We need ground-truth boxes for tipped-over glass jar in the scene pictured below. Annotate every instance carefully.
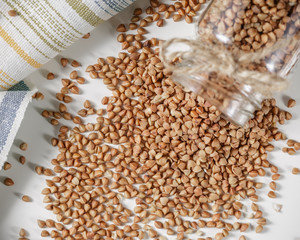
[163,0,300,126]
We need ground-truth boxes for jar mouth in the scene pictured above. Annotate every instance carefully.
[172,73,263,127]
[224,84,264,127]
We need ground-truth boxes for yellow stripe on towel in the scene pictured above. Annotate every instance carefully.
[0,76,10,90]
[0,26,42,68]
[0,70,18,84]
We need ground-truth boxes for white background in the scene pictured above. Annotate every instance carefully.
[0,0,300,239]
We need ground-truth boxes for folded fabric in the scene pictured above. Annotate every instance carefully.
[0,0,135,167]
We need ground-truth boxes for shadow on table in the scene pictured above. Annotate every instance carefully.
[0,101,56,235]
[0,14,115,237]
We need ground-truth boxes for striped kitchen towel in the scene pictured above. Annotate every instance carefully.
[0,0,136,167]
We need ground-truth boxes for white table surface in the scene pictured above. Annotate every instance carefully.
[1,1,300,239]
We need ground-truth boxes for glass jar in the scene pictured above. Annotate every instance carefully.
[163,0,300,126]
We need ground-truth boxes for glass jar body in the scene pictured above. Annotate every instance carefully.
[199,0,300,76]
[172,0,300,126]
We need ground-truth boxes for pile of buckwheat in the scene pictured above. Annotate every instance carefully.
[5,0,299,240]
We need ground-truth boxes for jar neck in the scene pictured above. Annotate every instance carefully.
[172,73,263,126]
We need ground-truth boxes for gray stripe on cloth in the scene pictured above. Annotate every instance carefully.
[0,82,29,153]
